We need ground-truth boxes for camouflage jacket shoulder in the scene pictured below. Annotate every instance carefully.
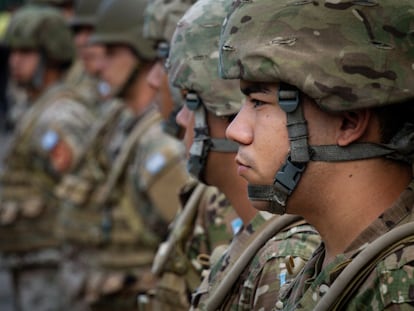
[183,181,238,268]
[147,180,239,311]
[131,107,186,192]
[193,212,320,310]
[279,180,414,311]
[0,82,92,254]
[64,59,102,112]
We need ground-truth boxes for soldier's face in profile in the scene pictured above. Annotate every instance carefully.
[74,27,105,77]
[73,26,93,56]
[98,44,138,92]
[83,44,106,77]
[147,60,174,121]
[9,48,40,87]
[226,80,290,210]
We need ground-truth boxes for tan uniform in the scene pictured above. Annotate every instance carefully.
[0,82,96,311]
[56,103,189,310]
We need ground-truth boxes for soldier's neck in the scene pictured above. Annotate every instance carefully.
[124,65,157,116]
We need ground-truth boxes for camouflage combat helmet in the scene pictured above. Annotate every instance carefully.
[4,5,75,65]
[169,0,243,116]
[144,0,196,58]
[219,0,414,214]
[90,0,156,61]
[69,0,102,28]
[168,0,240,180]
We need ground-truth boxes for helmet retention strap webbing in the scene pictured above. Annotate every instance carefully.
[248,84,308,214]
[247,84,399,214]
[187,92,239,180]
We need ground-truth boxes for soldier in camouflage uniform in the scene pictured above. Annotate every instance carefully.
[0,5,96,311]
[55,0,190,309]
[143,0,197,138]
[167,0,321,310]
[29,0,104,107]
[220,0,414,309]
[64,0,105,110]
[139,1,244,310]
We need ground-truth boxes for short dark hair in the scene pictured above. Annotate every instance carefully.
[374,101,413,144]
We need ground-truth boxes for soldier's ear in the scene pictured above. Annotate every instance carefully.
[336,109,372,147]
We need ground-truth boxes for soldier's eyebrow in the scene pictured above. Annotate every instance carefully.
[240,84,272,96]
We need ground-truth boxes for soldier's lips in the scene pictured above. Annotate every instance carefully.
[236,157,250,175]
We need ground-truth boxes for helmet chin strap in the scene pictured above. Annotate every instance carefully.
[186,92,239,182]
[248,83,401,215]
[30,53,46,91]
[116,64,140,99]
[248,84,309,214]
[114,52,142,99]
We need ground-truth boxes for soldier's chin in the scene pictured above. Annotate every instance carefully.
[13,78,31,89]
[251,200,271,212]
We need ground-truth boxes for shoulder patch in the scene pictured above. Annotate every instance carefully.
[145,152,167,175]
[231,217,243,235]
[41,130,59,151]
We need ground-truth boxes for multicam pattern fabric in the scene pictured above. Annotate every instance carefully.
[149,180,239,310]
[191,212,321,310]
[32,87,96,171]
[143,0,196,43]
[279,180,414,310]
[57,104,189,306]
[188,183,238,259]
[219,0,414,112]
[168,0,243,117]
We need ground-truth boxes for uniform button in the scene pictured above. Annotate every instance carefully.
[275,300,284,310]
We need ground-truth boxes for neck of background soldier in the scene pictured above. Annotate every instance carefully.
[125,63,157,117]
[28,69,62,101]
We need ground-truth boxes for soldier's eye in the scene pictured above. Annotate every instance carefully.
[251,99,265,108]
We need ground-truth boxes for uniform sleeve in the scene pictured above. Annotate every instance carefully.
[348,244,414,310]
[132,128,190,224]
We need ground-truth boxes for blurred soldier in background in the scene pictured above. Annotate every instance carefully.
[65,0,105,109]
[1,0,27,131]
[0,11,11,132]
[4,0,75,130]
[143,0,197,138]
[0,5,96,310]
[168,0,320,310]
[55,0,189,309]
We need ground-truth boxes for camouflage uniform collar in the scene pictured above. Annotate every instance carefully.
[289,177,414,297]
[241,211,272,236]
[345,178,414,253]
